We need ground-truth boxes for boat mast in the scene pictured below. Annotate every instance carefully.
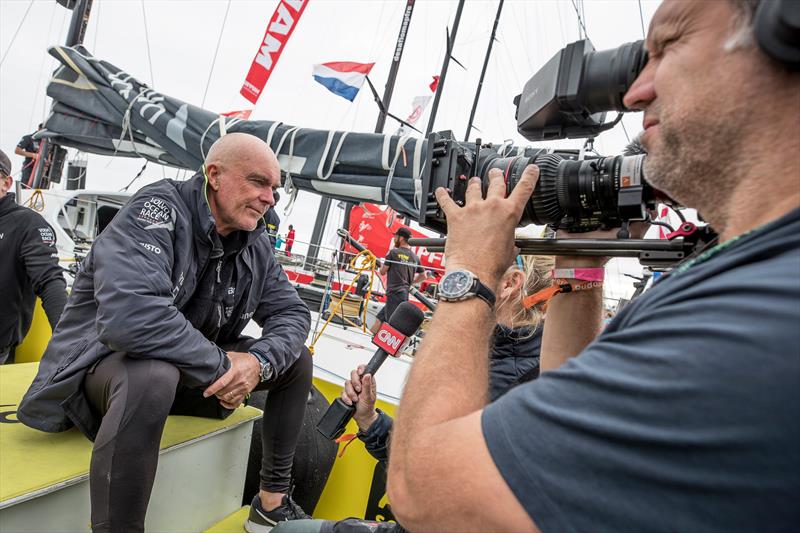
[464,0,503,142]
[425,0,466,135]
[30,0,94,189]
[308,0,417,268]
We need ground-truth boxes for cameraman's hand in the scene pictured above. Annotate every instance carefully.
[435,166,539,289]
[553,222,650,268]
[341,364,379,432]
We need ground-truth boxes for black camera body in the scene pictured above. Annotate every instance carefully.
[416,38,655,235]
[419,131,653,234]
[515,39,647,141]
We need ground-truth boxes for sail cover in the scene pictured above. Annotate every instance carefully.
[41,45,428,219]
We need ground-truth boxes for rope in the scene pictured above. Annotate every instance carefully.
[307,249,379,354]
[140,0,156,87]
[25,189,46,212]
[0,0,35,67]
[200,0,232,108]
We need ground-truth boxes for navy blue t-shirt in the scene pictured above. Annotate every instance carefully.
[482,208,800,532]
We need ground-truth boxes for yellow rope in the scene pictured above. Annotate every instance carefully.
[308,249,378,355]
[25,189,46,212]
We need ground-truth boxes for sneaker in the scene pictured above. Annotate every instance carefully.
[245,493,311,532]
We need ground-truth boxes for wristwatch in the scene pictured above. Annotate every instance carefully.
[249,350,275,382]
[438,269,496,310]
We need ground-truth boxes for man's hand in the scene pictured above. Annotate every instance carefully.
[435,166,539,289]
[341,364,378,432]
[203,351,261,409]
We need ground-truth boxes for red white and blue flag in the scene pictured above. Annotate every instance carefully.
[312,61,374,101]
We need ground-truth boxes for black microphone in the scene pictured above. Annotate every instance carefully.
[337,229,437,311]
[316,301,425,440]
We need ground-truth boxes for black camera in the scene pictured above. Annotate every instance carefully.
[418,39,653,235]
[515,39,647,141]
[419,132,652,234]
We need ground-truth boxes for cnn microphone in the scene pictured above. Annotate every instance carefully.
[316,301,425,440]
[337,229,437,311]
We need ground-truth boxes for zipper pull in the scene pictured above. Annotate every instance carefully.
[216,259,222,283]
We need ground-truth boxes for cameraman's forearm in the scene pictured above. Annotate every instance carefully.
[541,288,604,371]
[394,300,494,444]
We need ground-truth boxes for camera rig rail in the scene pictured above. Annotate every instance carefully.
[408,222,716,270]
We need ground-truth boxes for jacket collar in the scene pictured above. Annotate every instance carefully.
[176,172,267,256]
[0,193,18,216]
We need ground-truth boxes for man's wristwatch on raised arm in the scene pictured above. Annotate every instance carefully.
[437,268,496,310]
[249,350,274,382]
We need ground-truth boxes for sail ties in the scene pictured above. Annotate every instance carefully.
[317,130,350,180]
[274,126,301,217]
[383,132,413,205]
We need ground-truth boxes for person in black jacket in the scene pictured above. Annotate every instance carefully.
[18,134,313,533]
[0,148,66,364]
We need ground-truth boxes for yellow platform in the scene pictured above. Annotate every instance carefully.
[0,363,261,532]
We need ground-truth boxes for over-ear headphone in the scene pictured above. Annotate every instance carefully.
[754,0,800,70]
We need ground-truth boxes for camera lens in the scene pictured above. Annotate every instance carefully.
[583,40,648,114]
[475,151,649,232]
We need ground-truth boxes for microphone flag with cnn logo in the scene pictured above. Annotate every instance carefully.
[372,323,407,357]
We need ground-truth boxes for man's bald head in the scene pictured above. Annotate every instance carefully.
[203,132,282,236]
[205,132,279,175]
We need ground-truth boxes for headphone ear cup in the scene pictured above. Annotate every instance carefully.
[754,0,800,70]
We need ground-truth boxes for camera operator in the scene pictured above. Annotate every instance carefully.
[387,1,799,532]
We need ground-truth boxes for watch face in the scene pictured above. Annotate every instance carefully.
[441,270,473,298]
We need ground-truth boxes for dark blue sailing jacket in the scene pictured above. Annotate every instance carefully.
[18,173,310,438]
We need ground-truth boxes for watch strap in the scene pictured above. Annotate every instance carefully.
[471,277,496,310]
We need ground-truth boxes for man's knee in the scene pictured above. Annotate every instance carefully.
[294,346,313,383]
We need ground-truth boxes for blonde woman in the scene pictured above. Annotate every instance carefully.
[488,255,554,401]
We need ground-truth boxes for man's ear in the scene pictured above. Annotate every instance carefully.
[205,163,221,191]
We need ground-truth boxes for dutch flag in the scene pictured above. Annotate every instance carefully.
[312,61,375,102]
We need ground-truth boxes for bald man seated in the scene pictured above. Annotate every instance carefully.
[19,133,313,533]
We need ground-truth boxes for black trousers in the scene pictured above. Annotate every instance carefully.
[83,341,313,533]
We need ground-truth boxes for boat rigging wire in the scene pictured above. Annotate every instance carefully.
[200,0,232,108]
[637,0,647,39]
[92,0,102,51]
[570,0,588,40]
[140,0,156,87]
[28,1,59,129]
[0,0,34,67]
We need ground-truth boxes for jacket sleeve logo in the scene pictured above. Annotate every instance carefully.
[137,197,175,231]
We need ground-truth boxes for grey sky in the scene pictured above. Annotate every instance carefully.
[1,0,662,300]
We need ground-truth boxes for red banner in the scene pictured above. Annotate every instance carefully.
[347,203,444,278]
[240,0,309,104]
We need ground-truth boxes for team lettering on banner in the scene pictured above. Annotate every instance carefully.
[240,0,309,104]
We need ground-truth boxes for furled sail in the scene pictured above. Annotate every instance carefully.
[41,45,428,218]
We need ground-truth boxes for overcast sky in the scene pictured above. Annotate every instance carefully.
[0,0,662,300]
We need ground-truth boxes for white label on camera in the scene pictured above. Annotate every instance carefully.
[620,154,645,188]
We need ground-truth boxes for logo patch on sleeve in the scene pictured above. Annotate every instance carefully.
[38,227,55,246]
[137,197,176,231]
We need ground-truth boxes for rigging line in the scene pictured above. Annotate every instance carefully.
[0,0,35,68]
[28,1,58,128]
[570,0,589,40]
[620,118,631,143]
[92,0,102,51]
[637,0,647,39]
[200,0,232,108]
[140,0,156,87]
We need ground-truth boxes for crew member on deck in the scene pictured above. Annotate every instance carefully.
[0,149,66,364]
[371,227,427,333]
[15,123,43,186]
[18,133,314,533]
